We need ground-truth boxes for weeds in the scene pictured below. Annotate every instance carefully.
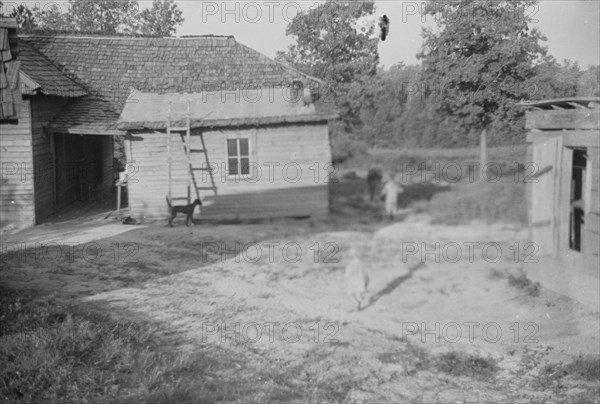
[379,344,498,382]
[436,351,498,381]
[0,291,214,404]
[509,274,541,297]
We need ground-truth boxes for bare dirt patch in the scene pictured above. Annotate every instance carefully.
[1,175,598,403]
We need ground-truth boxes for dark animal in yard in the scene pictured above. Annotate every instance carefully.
[166,196,202,227]
[122,216,136,225]
[367,168,383,202]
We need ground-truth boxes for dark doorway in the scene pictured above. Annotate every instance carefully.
[54,134,104,207]
[569,148,587,251]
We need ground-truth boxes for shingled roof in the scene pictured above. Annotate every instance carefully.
[18,42,87,97]
[21,34,327,133]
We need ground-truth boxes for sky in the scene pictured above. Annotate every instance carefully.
[169,0,600,69]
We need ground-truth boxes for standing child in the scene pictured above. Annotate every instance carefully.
[381,174,403,219]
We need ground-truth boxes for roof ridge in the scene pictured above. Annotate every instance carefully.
[21,33,235,41]
[234,40,324,85]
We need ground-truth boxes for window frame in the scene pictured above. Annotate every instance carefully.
[225,135,252,179]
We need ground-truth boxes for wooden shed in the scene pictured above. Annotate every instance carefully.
[521,97,600,308]
[118,89,335,221]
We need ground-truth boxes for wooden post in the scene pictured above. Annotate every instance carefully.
[167,102,172,202]
[116,184,121,212]
[479,129,487,181]
[186,101,191,204]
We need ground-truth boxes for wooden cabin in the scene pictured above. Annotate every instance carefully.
[521,97,600,308]
[1,29,334,231]
[118,90,335,220]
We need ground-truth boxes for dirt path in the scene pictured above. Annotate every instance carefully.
[77,215,599,403]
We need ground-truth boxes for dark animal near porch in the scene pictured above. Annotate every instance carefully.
[166,196,202,227]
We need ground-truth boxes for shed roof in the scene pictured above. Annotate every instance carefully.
[22,34,329,133]
[518,97,600,110]
[117,89,338,130]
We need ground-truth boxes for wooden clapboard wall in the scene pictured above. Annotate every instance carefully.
[0,98,35,231]
[126,122,331,221]
[31,95,68,222]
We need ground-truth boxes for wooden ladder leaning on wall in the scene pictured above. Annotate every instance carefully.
[166,101,218,205]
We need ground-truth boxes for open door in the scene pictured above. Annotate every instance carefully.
[530,136,563,256]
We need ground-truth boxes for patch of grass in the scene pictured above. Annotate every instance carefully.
[426,180,527,225]
[342,146,528,225]
[379,344,498,382]
[0,289,218,404]
[435,351,499,381]
[564,355,600,382]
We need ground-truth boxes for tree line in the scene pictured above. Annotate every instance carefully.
[276,0,600,151]
[2,0,598,151]
[0,0,183,36]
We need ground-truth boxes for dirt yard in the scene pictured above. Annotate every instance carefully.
[1,174,599,403]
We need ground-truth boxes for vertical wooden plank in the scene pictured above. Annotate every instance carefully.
[558,145,572,252]
[530,136,559,256]
[167,102,172,201]
[552,136,563,256]
[186,101,191,204]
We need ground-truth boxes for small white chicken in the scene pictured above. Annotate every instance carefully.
[344,248,370,311]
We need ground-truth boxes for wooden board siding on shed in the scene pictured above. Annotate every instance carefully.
[31,95,68,222]
[582,146,600,274]
[0,99,35,229]
[127,123,331,220]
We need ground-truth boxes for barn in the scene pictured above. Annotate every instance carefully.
[521,97,600,308]
[0,23,335,231]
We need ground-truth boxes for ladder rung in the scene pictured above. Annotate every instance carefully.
[191,167,212,171]
[170,197,189,200]
[169,126,189,132]
[189,149,206,153]
[196,187,217,190]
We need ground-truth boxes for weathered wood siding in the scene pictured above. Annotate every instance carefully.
[0,99,35,231]
[582,146,599,274]
[127,123,331,221]
[31,96,68,222]
[525,105,600,308]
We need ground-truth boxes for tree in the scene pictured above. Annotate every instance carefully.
[417,0,547,146]
[68,0,140,34]
[8,4,40,32]
[277,0,380,130]
[577,66,600,97]
[139,0,184,37]
[531,57,580,99]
